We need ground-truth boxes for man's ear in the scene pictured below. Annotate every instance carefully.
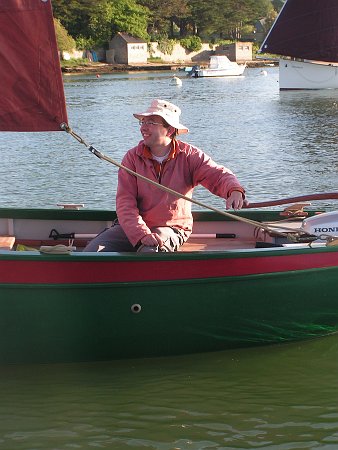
[167,126,176,138]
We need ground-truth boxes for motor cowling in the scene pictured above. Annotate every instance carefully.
[302,211,338,237]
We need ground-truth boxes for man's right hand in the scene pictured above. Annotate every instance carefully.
[140,233,163,248]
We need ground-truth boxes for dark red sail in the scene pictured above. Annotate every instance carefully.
[260,0,338,63]
[0,0,68,131]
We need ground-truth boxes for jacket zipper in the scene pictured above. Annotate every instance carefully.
[158,163,163,183]
[152,160,166,184]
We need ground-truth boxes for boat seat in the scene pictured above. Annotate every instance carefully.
[179,237,256,252]
[0,236,15,250]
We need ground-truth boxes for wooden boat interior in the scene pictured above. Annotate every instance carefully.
[0,205,321,254]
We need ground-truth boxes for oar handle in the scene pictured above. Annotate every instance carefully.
[246,192,338,208]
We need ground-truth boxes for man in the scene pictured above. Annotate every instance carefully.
[84,99,246,252]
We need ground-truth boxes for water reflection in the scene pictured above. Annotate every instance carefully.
[1,335,338,449]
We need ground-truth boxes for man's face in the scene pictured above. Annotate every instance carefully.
[139,115,171,147]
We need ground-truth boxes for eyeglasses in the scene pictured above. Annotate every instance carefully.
[139,120,164,127]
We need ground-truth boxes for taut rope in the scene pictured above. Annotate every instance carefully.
[61,124,313,241]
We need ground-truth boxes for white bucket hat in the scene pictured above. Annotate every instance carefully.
[133,99,189,134]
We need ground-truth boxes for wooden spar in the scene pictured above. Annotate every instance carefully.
[51,233,237,240]
[247,193,338,208]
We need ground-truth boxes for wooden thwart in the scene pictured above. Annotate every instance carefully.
[179,237,256,252]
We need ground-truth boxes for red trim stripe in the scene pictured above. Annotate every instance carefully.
[0,252,337,284]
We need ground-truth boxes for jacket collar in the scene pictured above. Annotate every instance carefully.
[136,139,181,160]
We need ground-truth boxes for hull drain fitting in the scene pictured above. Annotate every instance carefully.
[131,304,142,314]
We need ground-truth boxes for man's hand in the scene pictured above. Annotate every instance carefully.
[226,191,245,210]
[140,232,163,247]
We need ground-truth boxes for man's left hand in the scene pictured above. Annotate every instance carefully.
[226,191,245,210]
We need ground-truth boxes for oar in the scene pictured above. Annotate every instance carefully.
[49,229,236,240]
[246,192,338,208]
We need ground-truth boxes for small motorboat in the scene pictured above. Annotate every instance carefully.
[190,55,246,78]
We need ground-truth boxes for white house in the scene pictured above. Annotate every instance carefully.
[215,42,253,62]
[107,32,148,64]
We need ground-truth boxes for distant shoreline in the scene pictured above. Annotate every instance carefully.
[61,59,278,75]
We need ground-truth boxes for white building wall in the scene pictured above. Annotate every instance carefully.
[149,42,215,63]
[127,43,148,63]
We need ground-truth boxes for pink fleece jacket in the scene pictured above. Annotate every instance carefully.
[116,140,245,247]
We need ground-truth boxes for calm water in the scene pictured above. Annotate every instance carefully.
[1,67,338,449]
[2,337,338,449]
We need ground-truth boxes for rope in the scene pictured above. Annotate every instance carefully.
[61,123,312,240]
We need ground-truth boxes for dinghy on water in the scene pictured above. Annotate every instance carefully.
[2,200,338,363]
[2,0,338,364]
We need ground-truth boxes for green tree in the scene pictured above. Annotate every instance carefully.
[52,0,278,48]
[271,0,284,12]
[54,18,76,52]
[162,0,191,37]
[52,0,102,38]
[89,0,150,46]
[188,0,273,40]
[139,0,190,38]
[227,0,273,40]
[180,35,202,52]
[187,0,220,37]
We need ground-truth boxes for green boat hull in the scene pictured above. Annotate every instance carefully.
[1,207,338,363]
[1,267,337,363]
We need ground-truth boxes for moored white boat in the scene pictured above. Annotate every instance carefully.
[278,58,338,90]
[260,0,338,90]
[190,55,246,78]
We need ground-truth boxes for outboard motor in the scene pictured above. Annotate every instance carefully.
[189,65,200,78]
[302,211,338,239]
